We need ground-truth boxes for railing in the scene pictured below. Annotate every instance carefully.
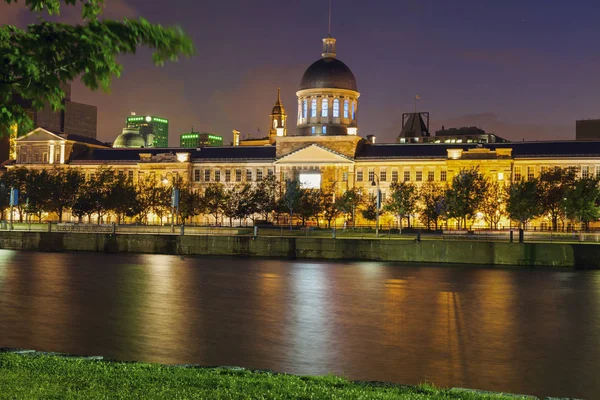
[2,222,600,243]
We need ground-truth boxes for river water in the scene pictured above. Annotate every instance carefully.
[0,250,598,398]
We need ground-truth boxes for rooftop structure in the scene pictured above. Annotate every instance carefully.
[180,132,223,148]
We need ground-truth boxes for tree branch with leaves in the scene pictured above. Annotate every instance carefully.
[1,0,194,135]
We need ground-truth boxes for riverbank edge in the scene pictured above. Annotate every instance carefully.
[0,231,599,268]
[0,348,541,399]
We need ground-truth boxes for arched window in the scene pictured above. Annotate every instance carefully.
[311,99,317,117]
[273,119,278,129]
[311,126,316,135]
[322,126,327,134]
[321,98,328,117]
[302,100,308,118]
[343,100,349,118]
[352,102,356,120]
[333,99,340,118]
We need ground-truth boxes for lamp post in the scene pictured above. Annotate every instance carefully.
[9,186,18,231]
[371,176,380,238]
[162,173,180,233]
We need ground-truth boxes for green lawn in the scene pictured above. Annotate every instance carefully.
[0,352,533,399]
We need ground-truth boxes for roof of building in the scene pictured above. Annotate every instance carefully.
[299,57,358,91]
[193,146,276,160]
[60,134,108,147]
[356,141,600,159]
[71,146,276,163]
[66,140,600,164]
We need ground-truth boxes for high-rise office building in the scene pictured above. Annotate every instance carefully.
[180,132,223,148]
[126,115,169,148]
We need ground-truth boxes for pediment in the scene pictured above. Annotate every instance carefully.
[17,128,65,142]
[275,144,354,164]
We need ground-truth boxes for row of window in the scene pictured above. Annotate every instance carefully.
[194,168,274,183]
[513,165,600,181]
[300,98,356,119]
[19,146,62,164]
[356,168,447,183]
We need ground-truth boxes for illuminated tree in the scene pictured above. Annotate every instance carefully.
[108,173,140,224]
[419,182,446,230]
[47,167,84,222]
[298,188,320,226]
[23,168,51,222]
[320,184,341,228]
[564,177,600,231]
[203,183,226,226]
[539,167,577,231]
[506,179,542,229]
[252,175,278,222]
[72,181,94,223]
[280,180,302,229]
[178,189,204,225]
[384,181,418,230]
[136,175,170,224]
[337,187,363,227]
[360,194,378,224]
[445,167,488,230]
[1,0,194,135]
[481,180,506,230]
[223,184,254,226]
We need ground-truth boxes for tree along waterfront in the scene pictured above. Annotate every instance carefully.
[1,166,599,231]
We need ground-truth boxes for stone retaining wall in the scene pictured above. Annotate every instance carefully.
[0,231,599,268]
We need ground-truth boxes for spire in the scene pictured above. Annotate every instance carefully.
[276,87,281,105]
[322,0,336,58]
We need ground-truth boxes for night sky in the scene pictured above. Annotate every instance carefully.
[3,0,600,145]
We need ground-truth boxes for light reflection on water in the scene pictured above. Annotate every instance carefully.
[0,250,598,399]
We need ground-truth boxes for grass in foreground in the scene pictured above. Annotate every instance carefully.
[0,352,531,399]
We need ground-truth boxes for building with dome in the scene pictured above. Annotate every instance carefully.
[113,128,147,148]
[8,31,600,230]
[296,36,359,137]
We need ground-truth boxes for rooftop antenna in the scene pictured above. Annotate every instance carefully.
[321,0,337,58]
[328,0,332,36]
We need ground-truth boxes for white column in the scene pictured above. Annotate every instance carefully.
[60,142,66,164]
[49,143,55,164]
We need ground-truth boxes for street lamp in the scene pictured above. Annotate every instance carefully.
[371,176,381,238]
[9,186,18,231]
[162,173,180,233]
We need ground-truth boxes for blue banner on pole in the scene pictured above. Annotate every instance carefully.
[171,188,180,208]
[9,188,18,206]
